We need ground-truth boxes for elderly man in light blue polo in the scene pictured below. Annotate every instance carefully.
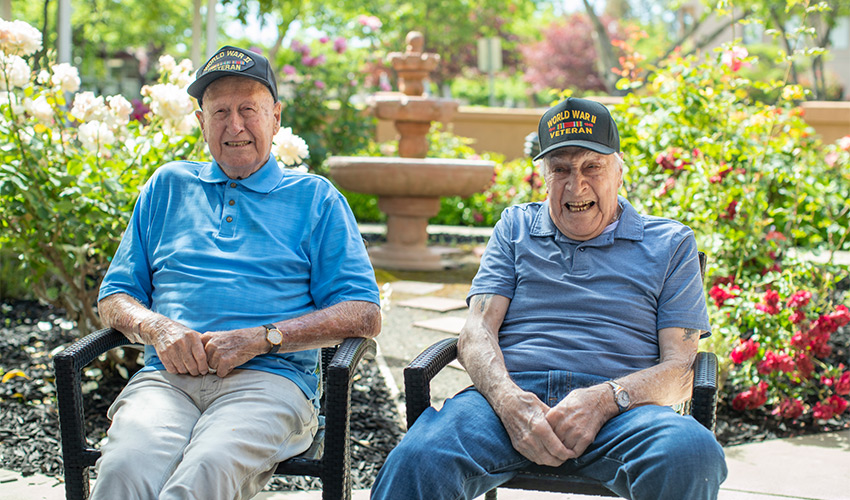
[91,46,381,500]
[372,97,727,500]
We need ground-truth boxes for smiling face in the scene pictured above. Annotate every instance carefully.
[196,76,281,179]
[542,146,624,241]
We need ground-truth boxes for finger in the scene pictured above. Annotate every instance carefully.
[190,336,209,375]
[160,356,179,375]
[539,427,574,462]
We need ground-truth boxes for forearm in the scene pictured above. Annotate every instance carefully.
[269,300,381,353]
[458,323,521,410]
[98,293,176,345]
[457,294,522,411]
[613,327,700,409]
[616,354,696,408]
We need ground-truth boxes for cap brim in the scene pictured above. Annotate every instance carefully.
[533,140,617,161]
[187,71,275,103]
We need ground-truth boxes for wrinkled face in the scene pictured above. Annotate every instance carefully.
[543,147,624,241]
[196,76,281,179]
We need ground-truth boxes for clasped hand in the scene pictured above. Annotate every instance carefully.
[150,322,266,378]
[497,387,609,467]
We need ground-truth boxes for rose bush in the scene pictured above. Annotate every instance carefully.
[0,20,311,335]
[0,26,204,333]
[614,43,850,426]
[277,22,382,174]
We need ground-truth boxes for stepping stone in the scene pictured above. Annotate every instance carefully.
[390,281,445,295]
[413,316,466,334]
[398,296,468,312]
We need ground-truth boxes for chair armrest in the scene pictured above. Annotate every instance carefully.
[403,338,458,429]
[53,328,138,499]
[322,337,377,484]
[691,351,718,432]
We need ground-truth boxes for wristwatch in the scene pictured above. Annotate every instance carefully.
[606,380,631,413]
[264,324,283,354]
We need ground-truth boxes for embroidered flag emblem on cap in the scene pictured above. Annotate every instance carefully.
[187,46,278,107]
[534,97,620,160]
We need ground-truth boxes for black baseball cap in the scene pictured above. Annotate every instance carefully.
[534,97,620,160]
[187,46,278,107]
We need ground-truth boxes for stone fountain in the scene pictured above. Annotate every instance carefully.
[328,32,495,271]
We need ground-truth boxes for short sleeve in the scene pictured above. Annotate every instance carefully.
[656,230,711,336]
[467,208,518,304]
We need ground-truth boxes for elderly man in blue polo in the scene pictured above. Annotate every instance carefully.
[372,97,727,499]
[90,46,381,500]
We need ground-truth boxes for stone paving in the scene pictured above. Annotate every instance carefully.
[4,229,850,500]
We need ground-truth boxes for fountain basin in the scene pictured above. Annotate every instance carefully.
[369,93,459,123]
[327,156,494,198]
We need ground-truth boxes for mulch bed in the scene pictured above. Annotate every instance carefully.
[1,298,849,491]
[0,300,403,491]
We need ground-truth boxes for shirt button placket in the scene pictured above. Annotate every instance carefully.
[221,182,238,237]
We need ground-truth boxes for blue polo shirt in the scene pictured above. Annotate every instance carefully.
[468,196,710,379]
[98,156,380,402]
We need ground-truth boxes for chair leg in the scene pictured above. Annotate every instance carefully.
[484,488,497,500]
[63,464,90,500]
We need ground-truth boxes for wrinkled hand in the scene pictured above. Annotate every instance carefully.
[144,319,208,376]
[201,327,267,378]
[494,390,572,467]
[545,386,613,459]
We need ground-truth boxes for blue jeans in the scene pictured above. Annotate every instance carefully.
[372,371,726,500]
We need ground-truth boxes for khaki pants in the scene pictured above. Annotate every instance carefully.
[90,369,318,500]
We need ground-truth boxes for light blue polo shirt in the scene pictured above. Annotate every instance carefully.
[468,196,710,379]
[98,156,380,402]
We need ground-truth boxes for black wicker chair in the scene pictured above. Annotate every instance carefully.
[54,328,376,500]
[403,252,718,499]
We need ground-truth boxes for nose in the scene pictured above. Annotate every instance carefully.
[565,172,587,193]
[225,113,245,134]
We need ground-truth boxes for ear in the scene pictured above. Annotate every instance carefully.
[195,109,206,137]
[272,101,282,133]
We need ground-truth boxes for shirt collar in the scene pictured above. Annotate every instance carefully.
[530,195,644,244]
[198,155,284,193]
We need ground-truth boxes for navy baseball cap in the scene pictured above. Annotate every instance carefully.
[187,46,278,107]
[534,97,620,160]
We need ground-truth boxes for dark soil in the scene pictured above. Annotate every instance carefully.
[0,300,403,491]
[1,298,848,491]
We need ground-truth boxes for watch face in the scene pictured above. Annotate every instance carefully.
[267,328,283,344]
[617,391,630,408]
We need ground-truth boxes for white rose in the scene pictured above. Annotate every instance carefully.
[145,83,194,122]
[71,91,107,123]
[272,127,310,166]
[50,63,80,93]
[158,54,176,73]
[171,113,197,136]
[78,120,115,151]
[0,53,32,90]
[24,94,53,121]
[106,94,132,127]
[0,19,43,56]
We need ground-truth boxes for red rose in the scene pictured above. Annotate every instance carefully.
[786,290,811,309]
[789,311,806,324]
[813,401,835,421]
[835,371,850,396]
[828,395,849,415]
[772,398,804,420]
[730,338,760,364]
